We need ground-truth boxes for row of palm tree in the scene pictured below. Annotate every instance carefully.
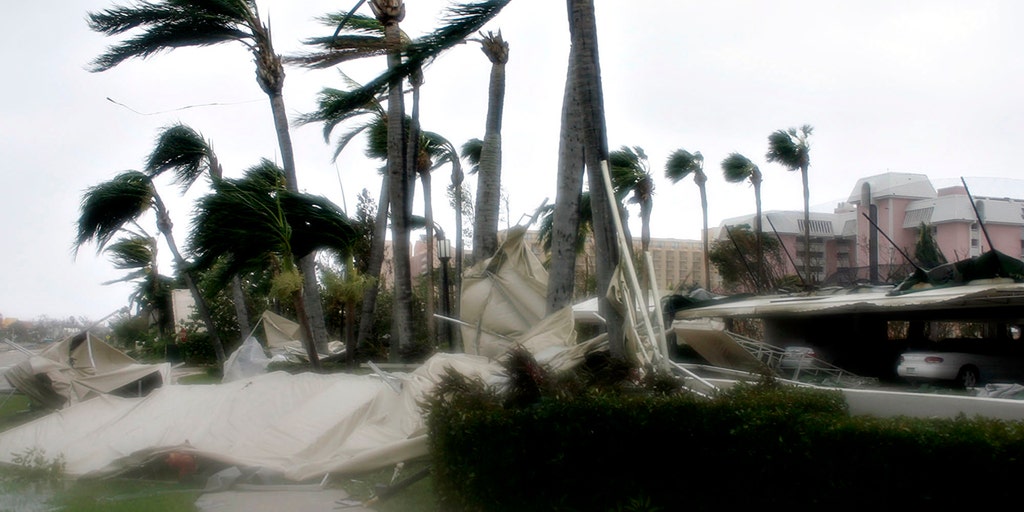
[596,125,813,296]
[84,0,512,364]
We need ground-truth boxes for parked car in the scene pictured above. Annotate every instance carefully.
[897,338,1024,388]
[779,346,828,372]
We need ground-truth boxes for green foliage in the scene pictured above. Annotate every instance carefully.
[427,351,1024,511]
[914,222,947,269]
[709,224,790,292]
[10,447,66,485]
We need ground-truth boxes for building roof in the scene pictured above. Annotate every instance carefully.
[718,210,856,238]
[848,172,936,204]
[903,194,1024,227]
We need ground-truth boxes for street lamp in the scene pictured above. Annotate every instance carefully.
[436,238,453,350]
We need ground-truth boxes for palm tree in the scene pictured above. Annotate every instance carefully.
[74,171,227,365]
[299,0,509,358]
[299,86,391,356]
[103,233,174,338]
[665,148,711,290]
[766,125,814,282]
[609,145,654,254]
[470,30,509,262]
[144,123,251,343]
[547,0,625,358]
[88,0,332,352]
[188,160,357,370]
[721,153,765,292]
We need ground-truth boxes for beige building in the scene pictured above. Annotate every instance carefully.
[406,230,720,294]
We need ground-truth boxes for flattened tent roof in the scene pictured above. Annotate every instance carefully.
[675,280,1024,320]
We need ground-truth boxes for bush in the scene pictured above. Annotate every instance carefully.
[425,351,1024,511]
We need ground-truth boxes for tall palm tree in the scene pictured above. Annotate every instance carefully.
[144,123,251,343]
[299,85,391,356]
[721,153,764,292]
[665,148,711,290]
[609,145,654,253]
[74,171,228,365]
[547,0,625,358]
[88,0,332,351]
[188,160,357,370]
[302,0,509,358]
[766,124,814,281]
[470,30,509,262]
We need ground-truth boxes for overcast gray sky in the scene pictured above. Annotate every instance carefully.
[4,1,1024,321]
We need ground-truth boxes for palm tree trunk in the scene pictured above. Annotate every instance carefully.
[356,178,390,355]
[802,165,811,283]
[268,84,331,352]
[753,179,764,292]
[569,0,625,358]
[152,195,226,366]
[383,21,415,361]
[422,171,437,346]
[698,181,711,290]
[473,45,507,262]
[547,57,585,314]
[231,276,250,343]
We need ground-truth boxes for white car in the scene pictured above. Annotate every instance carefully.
[779,346,827,372]
[897,339,1024,388]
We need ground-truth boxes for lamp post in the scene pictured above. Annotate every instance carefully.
[437,237,453,350]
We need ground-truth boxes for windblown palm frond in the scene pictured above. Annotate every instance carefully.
[721,153,759,183]
[75,171,155,252]
[288,13,394,69]
[537,191,593,255]
[766,124,813,170]
[321,0,510,117]
[145,123,216,190]
[87,0,255,71]
[105,235,155,272]
[461,138,483,175]
[665,149,704,183]
[189,159,356,283]
[609,145,652,203]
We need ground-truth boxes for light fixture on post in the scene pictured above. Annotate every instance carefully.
[436,237,453,350]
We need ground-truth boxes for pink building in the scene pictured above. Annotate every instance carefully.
[718,172,1024,285]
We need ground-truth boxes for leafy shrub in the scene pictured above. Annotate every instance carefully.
[426,350,1024,511]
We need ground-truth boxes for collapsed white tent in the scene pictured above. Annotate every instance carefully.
[0,230,596,481]
[3,332,170,409]
[0,353,504,481]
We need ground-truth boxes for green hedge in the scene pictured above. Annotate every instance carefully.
[427,375,1024,511]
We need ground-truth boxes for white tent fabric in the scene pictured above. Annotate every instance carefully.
[3,333,170,409]
[459,228,551,358]
[0,353,504,481]
[222,336,271,383]
[261,311,302,350]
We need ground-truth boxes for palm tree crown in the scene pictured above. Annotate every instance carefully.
[665,148,711,290]
[766,124,814,283]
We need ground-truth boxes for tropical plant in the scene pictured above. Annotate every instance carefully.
[609,145,654,253]
[721,152,765,292]
[914,222,947,269]
[470,30,509,262]
[665,148,711,290]
[709,224,788,293]
[73,171,227,365]
[87,0,332,350]
[144,123,252,344]
[766,125,814,281]
[188,160,358,369]
[102,233,174,338]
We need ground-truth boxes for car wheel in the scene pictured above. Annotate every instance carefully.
[956,366,980,389]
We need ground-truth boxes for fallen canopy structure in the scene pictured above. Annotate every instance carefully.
[3,332,170,409]
[0,230,599,481]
